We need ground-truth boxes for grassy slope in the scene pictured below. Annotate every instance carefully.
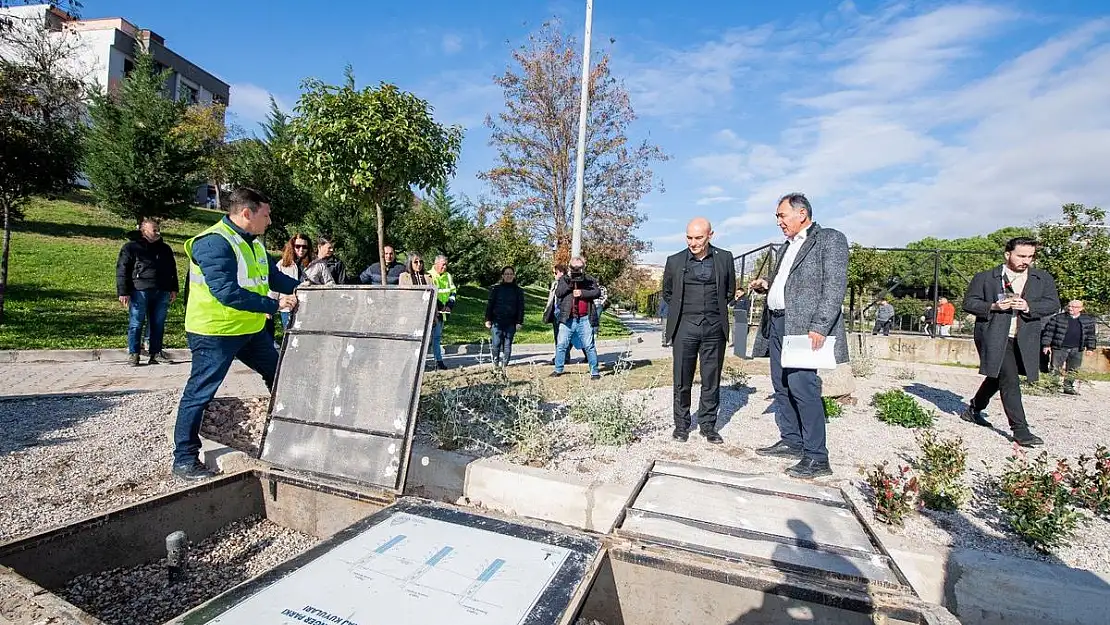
[0,193,222,349]
[0,193,628,349]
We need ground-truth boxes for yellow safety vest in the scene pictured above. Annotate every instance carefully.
[430,270,456,306]
[184,219,270,336]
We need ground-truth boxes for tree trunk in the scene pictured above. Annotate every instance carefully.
[215,184,222,211]
[374,198,386,287]
[0,202,11,325]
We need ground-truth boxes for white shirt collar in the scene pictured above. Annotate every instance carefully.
[788,223,813,243]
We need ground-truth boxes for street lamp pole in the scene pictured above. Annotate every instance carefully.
[570,0,593,259]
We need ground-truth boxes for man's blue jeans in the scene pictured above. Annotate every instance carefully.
[431,318,444,362]
[173,330,278,466]
[128,289,170,354]
[491,324,516,365]
[554,317,598,375]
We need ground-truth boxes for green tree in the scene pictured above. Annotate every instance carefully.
[285,67,463,273]
[480,20,667,267]
[0,10,84,323]
[84,50,209,225]
[1037,203,1109,312]
[226,96,315,243]
[847,244,895,302]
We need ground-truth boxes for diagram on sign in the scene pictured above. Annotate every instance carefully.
[206,511,574,625]
[343,514,570,616]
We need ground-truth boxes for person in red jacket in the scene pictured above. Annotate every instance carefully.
[935,297,956,337]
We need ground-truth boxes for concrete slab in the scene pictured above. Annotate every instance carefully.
[651,460,844,505]
[464,458,634,532]
[629,474,876,555]
[620,509,900,585]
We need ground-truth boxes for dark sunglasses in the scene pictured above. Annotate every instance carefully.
[293,244,308,250]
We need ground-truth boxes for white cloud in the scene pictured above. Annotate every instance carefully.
[442,33,464,55]
[228,83,291,126]
[698,185,725,195]
[684,5,1110,247]
[696,195,737,206]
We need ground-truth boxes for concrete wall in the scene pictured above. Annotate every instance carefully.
[857,333,1110,373]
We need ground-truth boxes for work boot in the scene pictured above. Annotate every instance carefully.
[701,430,723,445]
[756,440,804,459]
[672,427,689,442]
[172,461,218,481]
[1013,430,1044,448]
[960,405,992,428]
[149,351,174,365]
[128,353,141,367]
[435,361,448,371]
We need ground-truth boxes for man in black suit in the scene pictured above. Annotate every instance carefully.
[662,217,736,444]
[962,237,1059,447]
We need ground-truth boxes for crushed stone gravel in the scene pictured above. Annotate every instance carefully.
[0,390,183,543]
[59,515,318,625]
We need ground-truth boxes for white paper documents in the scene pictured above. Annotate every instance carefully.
[781,335,838,370]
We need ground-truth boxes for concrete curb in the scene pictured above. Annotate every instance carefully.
[0,336,644,364]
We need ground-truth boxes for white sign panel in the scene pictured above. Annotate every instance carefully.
[207,512,573,625]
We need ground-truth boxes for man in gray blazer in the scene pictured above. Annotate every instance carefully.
[750,193,849,479]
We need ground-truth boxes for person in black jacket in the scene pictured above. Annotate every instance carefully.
[485,266,526,368]
[551,256,602,380]
[1041,300,1098,394]
[116,218,180,366]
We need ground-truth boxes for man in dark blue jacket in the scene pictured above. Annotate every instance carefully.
[172,188,300,480]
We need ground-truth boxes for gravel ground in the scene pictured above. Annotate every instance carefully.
[200,396,269,456]
[523,360,1110,573]
[0,391,183,542]
[59,515,318,625]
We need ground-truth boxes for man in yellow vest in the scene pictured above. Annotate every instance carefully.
[171,187,301,480]
[428,254,457,370]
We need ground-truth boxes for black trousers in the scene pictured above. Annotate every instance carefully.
[672,316,726,432]
[1052,347,1084,389]
[971,338,1030,433]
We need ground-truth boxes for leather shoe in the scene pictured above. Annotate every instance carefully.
[1014,431,1044,448]
[172,461,218,481]
[786,457,833,479]
[701,430,723,445]
[672,427,689,442]
[756,440,804,459]
[960,406,992,428]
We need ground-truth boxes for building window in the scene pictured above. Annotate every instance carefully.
[123,58,135,77]
[180,82,198,105]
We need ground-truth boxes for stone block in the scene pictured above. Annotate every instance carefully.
[819,362,856,397]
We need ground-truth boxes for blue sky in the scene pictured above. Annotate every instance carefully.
[87,0,1110,265]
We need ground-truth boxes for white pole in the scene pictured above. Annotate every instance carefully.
[570,0,593,259]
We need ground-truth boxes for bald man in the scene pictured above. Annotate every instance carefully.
[662,217,736,444]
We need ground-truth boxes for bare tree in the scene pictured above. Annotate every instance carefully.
[480,20,667,268]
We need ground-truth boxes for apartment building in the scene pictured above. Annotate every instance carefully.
[1,4,229,106]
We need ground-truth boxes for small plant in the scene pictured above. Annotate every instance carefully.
[871,390,934,428]
[823,396,843,422]
[998,448,1086,552]
[914,430,970,511]
[894,365,916,381]
[1021,373,1064,396]
[850,343,877,378]
[1066,445,1110,516]
[569,388,644,445]
[722,361,752,390]
[863,462,919,525]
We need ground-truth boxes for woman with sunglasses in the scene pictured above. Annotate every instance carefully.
[400,253,448,370]
[273,234,313,329]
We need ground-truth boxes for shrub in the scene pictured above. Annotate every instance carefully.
[894,366,916,381]
[1022,373,1065,396]
[1066,445,1110,516]
[998,449,1086,551]
[569,359,648,445]
[722,362,752,390]
[871,390,934,428]
[850,343,877,378]
[823,396,843,422]
[915,430,970,511]
[864,462,919,525]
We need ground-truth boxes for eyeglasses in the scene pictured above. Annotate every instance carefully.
[293,245,308,250]
[413,260,424,264]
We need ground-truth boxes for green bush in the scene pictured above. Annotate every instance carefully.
[915,430,970,511]
[1066,445,1110,516]
[999,450,1086,552]
[864,462,919,526]
[823,396,843,422]
[871,390,935,428]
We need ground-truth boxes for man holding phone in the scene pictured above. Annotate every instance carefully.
[961,237,1059,447]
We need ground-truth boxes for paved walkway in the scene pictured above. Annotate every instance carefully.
[0,313,670,399]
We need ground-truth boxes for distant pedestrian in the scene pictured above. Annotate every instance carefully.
[543,265,567,360]
[935,297,955,337]
[272,233,313,329]
[1042,300,1097,395]
[961,237,1059,447]
[303,235,345,285]
[872,299,895,336]
[429,255,457,370]
[485,266,525,368]
[116,218,179,366]
[359,245,405,285]
[399,253,444,366]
